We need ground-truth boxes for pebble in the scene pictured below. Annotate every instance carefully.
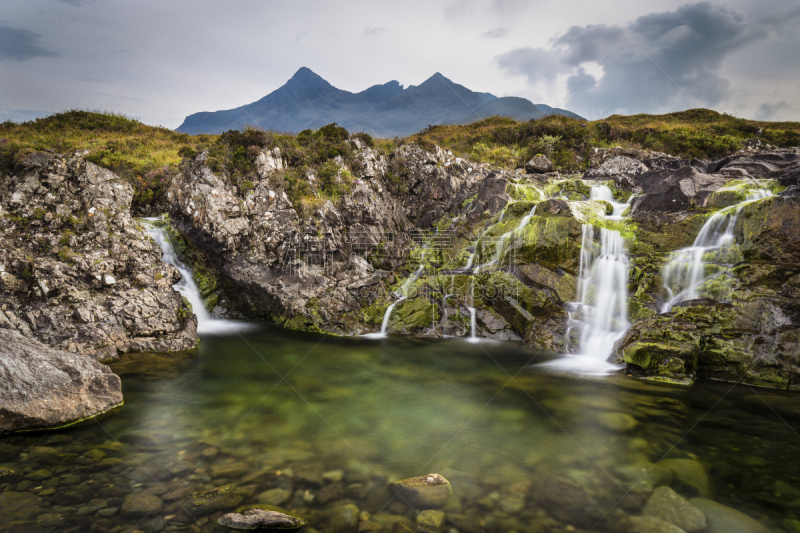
[389,474,452,509]
[689,498,769,533]
[417,510,446,533]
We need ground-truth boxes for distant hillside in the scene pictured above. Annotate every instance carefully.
[175,67,583,137]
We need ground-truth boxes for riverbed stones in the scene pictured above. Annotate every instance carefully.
[644,487,706,532]
[689,498,769,533]
[0,328,123,434]
[218,507,306,530]
[416,509,446,533]
[189,484,247,514]
[121,493,162,517]
[660,459,712,497]
[529,476,603,529]
[627,516,688,533]
[596,412,639,432]
[257,488,292,506]
[389,473,452,509]
[324,503,359,532]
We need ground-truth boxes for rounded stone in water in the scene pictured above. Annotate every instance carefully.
[389,473,452,509]
[218,508,306,530]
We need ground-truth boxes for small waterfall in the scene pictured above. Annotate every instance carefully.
[660,190,773,312]
[366,264,425,338]
[572,226,630,357]
[546,184,630,374]
[142,219,251,335]
[590,184,634,221]
[473,205,538,273]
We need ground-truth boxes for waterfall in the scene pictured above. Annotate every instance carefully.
[473,205,538,273]
[142,219,251,335]
[590,184,634,221]
[545,184,630,374]
[571,226,630,355]
[365,264,425,338]
[660,190,773,312]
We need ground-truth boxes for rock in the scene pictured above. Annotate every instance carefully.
[627,516,688,533]
[631,166,732,218]
[0,328,123,434]
[189,485,247,514]
[121,493,162,517]
[529,476,603,529]
[218,508,305,530]
[416,510,445,533]
[689,498,768,533]
[525,155,553,174]
[584,155,648,188]
[0,154,198,357]
[257,488,292,506]
[325,504,359,532]
[596,412,639,432]
[0,491,44,521]
[644,487,706,532]
[661,459,712,497]
[389,473,452,509]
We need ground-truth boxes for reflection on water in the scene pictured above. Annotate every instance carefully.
[1,324,799,532]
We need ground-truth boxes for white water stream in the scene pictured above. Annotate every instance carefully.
[546,184,630,374]
[142,218,252,335]
[660,189,773,312]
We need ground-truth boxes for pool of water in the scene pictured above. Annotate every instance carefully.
[2,325,800,532]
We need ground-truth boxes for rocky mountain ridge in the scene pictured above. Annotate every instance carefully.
[176,67,583,137]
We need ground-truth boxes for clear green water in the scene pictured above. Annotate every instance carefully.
[2,325,800,532]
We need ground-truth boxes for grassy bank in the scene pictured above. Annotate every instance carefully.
[2,108,798,213]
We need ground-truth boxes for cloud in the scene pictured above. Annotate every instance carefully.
[294,30,308,43]
[757,101,790,121]
[497,2,761,116]
[480,27,508,39]
[363,26,386,38]
[54,0,87,5]
[0,22,57,61]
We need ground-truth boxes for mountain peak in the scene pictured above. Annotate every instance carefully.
[289,67,325,83]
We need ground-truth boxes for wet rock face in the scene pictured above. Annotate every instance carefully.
[0,155,198,359]
[0,328,123,434]
[631,166,733,217]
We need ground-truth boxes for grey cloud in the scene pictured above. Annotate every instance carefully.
[55,0,87,5]
[363,26,386,37]
[294,30,308,43]
[757,101,790,121]
[0,22,57,61]
[480,27,508,39]
[498,2,759,116]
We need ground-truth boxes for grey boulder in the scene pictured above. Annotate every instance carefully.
[0,328,123,434]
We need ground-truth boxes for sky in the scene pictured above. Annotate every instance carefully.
[1,0,799,129]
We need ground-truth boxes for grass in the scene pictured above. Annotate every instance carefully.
[409,109,800,172]
[2,108,798,215]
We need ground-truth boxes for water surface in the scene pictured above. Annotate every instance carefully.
[2,325,799,532]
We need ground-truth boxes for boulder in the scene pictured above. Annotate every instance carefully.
[0,154,198,358]
[0,328,123,434]
[218,508,306,530]
[583,155,648,189]
[627,516,688,533]
[389,473,452,509]
[525,155,553,174]
[631,167,732,218]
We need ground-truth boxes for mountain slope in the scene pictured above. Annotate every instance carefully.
[176,68,583,136]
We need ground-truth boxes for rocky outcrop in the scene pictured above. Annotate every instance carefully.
[0,328,123,434]
[0,155,198,359]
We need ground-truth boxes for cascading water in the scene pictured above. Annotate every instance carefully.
[142,219,251,335]
[660,189,773,312]
[546,184,630,374]
[590,184,634,221]
[365,264,426,338]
